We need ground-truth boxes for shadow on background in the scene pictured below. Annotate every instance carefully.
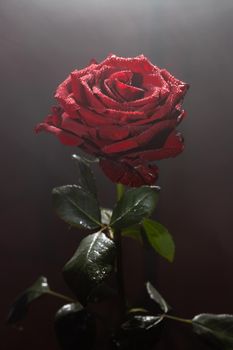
[0,0,232,349]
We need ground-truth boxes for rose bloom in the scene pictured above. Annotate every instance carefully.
[36,54,189,187]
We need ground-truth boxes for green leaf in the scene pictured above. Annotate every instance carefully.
[55,303,95,350]
[122,225,143,244]
[192,313,233,349]
[7,276,50,325]
[122,314,163,331]
[143,219,175,262]
[52,185,101,230]
[72,154,97,198]
[146,281,170,313]
[100,208,112,225]
[63,232,116,304]
[110,186,159,230]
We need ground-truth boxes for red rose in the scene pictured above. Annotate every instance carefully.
[36,54,189,187]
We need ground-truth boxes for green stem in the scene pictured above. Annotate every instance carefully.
[163,314,192,325]
[115,228,127,315]
[115,183,126,317]
[116,183,125,201]
[48,290,75,303]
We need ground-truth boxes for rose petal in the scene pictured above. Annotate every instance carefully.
[92,86,124,110]
[114,79,144,101]
[93,85,160,111]
[108,70,133,84]
[142,72,168,89]
[35,122,83,146]
[103,139,138,153]
[103,108,145,123]
[106,71,136,102]
[161,69,189,92]
[55,68,102,116]
[54,76,70,100]
[40,107,61,127]
[93,65,120,84]
[122,88,160,108]
[130,85,186,126]
[99,54,157,74]
[54,75,78,117]
[127,131,184,161]
[103,79,125,102]
[69,63,101,103]
[100,158,159,187]
[70,72,86,104]
[78,106,116,126]
[102,119,177,154]
[60,115,92,137]
[58,132,83,146]
[80,74,106,111]
[98,125,129,141]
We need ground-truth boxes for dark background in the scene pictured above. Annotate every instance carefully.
[1,0,233,349]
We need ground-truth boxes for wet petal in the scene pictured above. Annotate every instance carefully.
[130,86,186,126]
[99,54,158,74]
[98,125,129,141]
[161,69,189,92]
[100,158,159,187]
[92,85,124,110]
[35,122,83,146]
[103,108,145,123]
[114,79,144,101]
[127,131,184,161]
[102,119,177,154]
[80,75,106,111]
[78,106,116,126]
[60,115,92,137]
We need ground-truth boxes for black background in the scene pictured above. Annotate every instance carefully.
[1,0,233,349]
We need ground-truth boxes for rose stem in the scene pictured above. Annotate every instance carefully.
[47,290,75,303]
[115,183,126,316]
[116,183,125,201]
